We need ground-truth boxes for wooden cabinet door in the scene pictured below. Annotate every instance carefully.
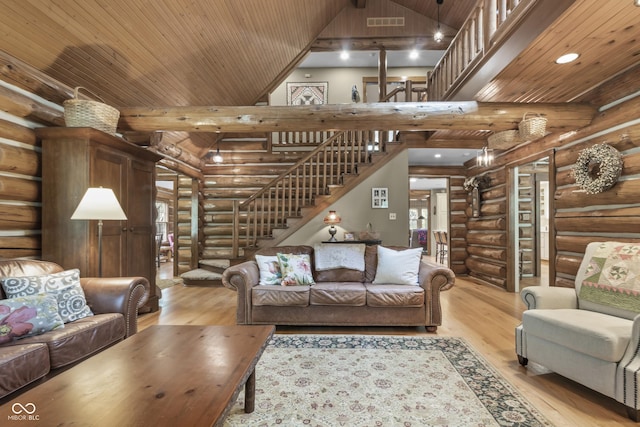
[126,159,156,289]
[91,146,128,278]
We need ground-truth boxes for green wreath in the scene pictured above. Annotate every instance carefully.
[572,143,623,194]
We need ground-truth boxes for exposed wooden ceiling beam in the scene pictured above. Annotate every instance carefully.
[311,36,452,52]
[119,102,596,133]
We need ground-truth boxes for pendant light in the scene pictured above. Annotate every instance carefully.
[434,0,444,43]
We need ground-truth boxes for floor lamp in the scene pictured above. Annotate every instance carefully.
[71,187,127,277]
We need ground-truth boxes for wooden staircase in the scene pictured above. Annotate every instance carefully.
[197,129,407,273]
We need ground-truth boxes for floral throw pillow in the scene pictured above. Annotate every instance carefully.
[0,269,93,323]
[276,253,315,286]
[0,294,64,344]
[255,255,282,286]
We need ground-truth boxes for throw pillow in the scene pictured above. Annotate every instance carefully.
[372,246,423,286]
[276,253,315,286]
[0,294,64,344]
[0,269,93,323]
[255,255,282,286]
[314,243,366,271]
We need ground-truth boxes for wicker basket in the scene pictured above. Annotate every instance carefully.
[63,87,120,135]
[518,112,547,141]
[487,130,521,150]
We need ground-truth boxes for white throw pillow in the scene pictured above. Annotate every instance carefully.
[255,255,282,286]
[372,246,423,286]
[314,243,366,271]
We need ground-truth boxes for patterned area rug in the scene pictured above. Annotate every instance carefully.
[156,277,183,289]
[224,335,552,426]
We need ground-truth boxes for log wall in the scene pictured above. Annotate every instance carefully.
[0,99,46,259]
[553,99,640,287]
[464,167,507,288]
[463,80,640,291]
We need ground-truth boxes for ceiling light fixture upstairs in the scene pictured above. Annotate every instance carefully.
[409,49,419,60]
[434,0,444,43]
[555,52,579,64]
[340,50,350,60]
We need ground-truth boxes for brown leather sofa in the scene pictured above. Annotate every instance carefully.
[0,259,150,399]
[222,245,455,331]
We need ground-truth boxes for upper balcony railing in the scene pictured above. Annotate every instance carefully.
[427,0,532,101]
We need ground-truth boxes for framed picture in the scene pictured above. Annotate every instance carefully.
[372,187,388,209]
[343,232,355,241]
[286,82,328,105]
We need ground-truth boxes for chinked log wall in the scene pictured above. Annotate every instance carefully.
[0,116,41,258]
[465,76,640,291]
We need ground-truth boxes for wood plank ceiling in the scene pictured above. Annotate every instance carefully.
[0,0,638,159]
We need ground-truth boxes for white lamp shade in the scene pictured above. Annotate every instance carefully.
[71,187,127,220]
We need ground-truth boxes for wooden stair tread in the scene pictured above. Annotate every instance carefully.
[199,259,231,269]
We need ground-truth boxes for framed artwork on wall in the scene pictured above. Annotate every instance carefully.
[286,82,328,105]
[372,187,388,208]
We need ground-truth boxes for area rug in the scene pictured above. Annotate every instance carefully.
[156,277,183,289]
[224,335,552,426]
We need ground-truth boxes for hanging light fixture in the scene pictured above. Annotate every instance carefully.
[476,146,494,167]
[434,0,444,43]
[212,147,223,164]
[209,138,223,164]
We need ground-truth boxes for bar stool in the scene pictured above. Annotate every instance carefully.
[439,231,448,264]
[433,230,441,263]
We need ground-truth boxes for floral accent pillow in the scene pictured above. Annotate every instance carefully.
[255,255,282,286]
[0,269,93,323]
[276,253,315,286]
[0,294,64,344]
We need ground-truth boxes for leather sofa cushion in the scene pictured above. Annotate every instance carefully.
[0,343,50,398]
[310,283,366,306]
[366,284,425,307]
[253,285,309,307]
[522,309,632,362]
[17,313,125,369]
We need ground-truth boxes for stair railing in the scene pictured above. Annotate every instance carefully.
[427,0,529,101]
[235,130,390,252]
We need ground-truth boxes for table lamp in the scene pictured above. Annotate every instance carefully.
[71,187,127,277]
[323,210,341,242]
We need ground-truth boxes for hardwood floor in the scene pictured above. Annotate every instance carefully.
[138,275,635,426]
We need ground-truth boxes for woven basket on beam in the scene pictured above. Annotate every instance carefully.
[63,87,120,135]
[487,130,521,150]
[518,112,547,141]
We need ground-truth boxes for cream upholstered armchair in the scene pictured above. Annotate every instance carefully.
[516,241,640,421]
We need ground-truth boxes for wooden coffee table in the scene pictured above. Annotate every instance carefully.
[0,325,274,426]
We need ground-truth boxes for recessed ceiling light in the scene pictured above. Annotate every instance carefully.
[340,51,349,60]
[409,50,419,60]
[434,154,442,158]
[555,53,579,64]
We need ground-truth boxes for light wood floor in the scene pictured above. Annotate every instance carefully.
[140,272,634,426]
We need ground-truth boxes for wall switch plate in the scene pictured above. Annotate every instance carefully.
[389,212,396,220]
